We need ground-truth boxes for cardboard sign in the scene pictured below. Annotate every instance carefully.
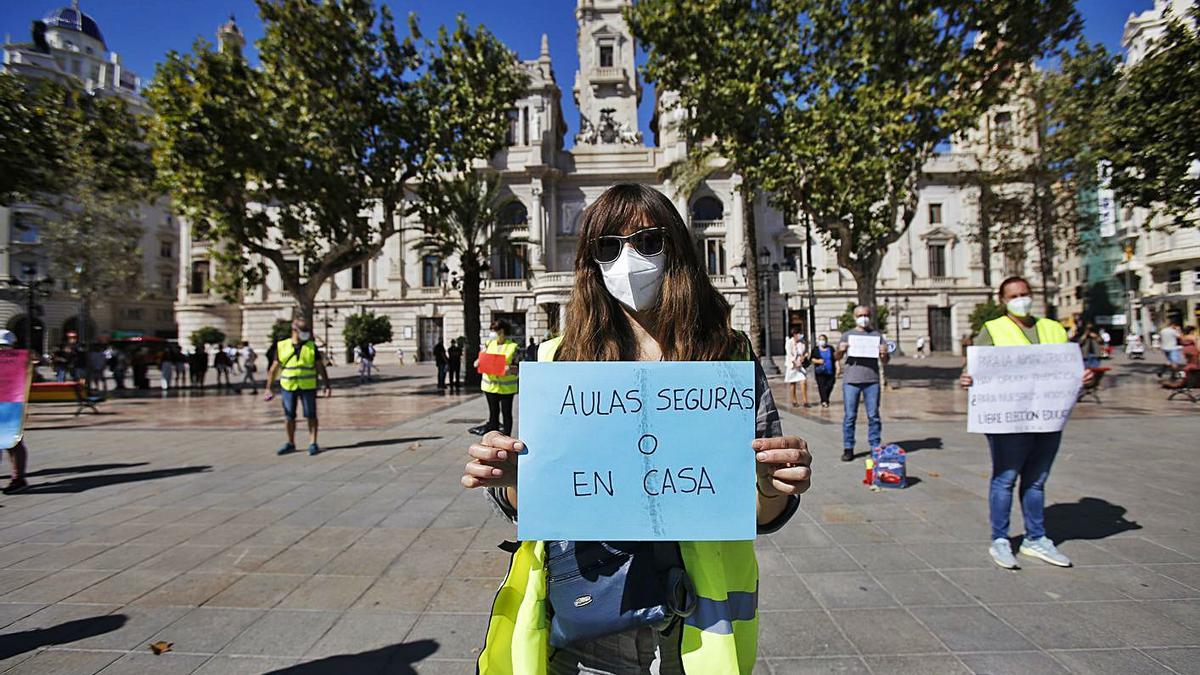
[967,344,1083,434]
[516,361,756,541]
[846,334,881,359]
[477,352,507,376]
[0,350,32,449]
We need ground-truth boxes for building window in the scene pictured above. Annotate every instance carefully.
[492,246,527,280]
[160,274,173,294]
[782,245,802,272]
[705,239,727,276]
[121,307,144,321]
[505,109,520,146]
[928,203,942,225]
[928,244,946,278]
[189,260,209,294]
[599,45,614,68]
[421,255,440,288]
[159,240,173,258]
[1002,242,1024,277]
[282,259,300,285]
[691,195,724,222]
[10,213,40,243]
[498,201,528,227]
[993,111,1014,148]
[351,263,368,289]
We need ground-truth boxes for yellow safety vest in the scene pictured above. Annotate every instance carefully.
[478,335,760,674]
[481,338,519,395]
[984,316,1068,346]
[276,339,317,391]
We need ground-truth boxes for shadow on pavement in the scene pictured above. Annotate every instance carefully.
[1046,497,1143,542]
[270,639,439,674]
[22,466,212,495]
[0,615,127,659]
[323,437,442,451]
[894,437,943,453]
[24,463,149,478]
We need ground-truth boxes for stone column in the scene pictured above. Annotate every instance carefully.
[529,183,545,272]
[727,180,746,277]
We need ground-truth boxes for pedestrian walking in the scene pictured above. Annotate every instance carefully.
[434,339,448,390]
[213,345,233,390]
[1080,325,1103,369]
[811,334,836,408]
[264,318,332,456]
[52,343,70,382]
[160,345,176,391]
[239,341,258,393]
[835,305,889,461]
[173,347,188,388]
[87,344,107,393]
[190,347,208,388]
[960,276,1093,570]
[915,335,928,358]
[524,337,539,362]
[0,330,30,494]
[395,345,405,365]
[447,339,462,391]
[1160,320,1183,367]
[476,319,519,436]
[784,327,809,407]
[228,343,242,375]
[358,342,376,382]
[461,183,811,673]
[132,348,150,389]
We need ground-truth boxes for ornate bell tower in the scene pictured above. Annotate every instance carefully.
[573,0,642,146]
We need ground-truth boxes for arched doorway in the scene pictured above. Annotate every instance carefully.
[6,315,46,354]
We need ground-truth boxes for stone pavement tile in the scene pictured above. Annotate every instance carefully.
[276,574,373,611]
[294,526,368,550]
[877,520,962,544]
[758,575,821,610]
[869,571,973,607]
[938,568,1055,605]
[957,651,1071,674]
[860,654,970,674]
[132,572,241,607]
[0,569,114,604]
[303,611,420,659]
[2,649,121,675]
[447,549,508,578]
[134,545,224,574]
[765,523,836,548]
[905,543,996,570]
[0,602,121,642]
[1050,540,1134,567]
[1015,568,1133,602]
[757,610,855,657]
[759,549,802,576]
[74,524,151,548]
[220,609,340,657]
[829,608,946,655]
[95,652,211,675]
[1141,647,1200,674]
[1048,648,1177,674]
[6,544,114,571]
[65,569,180,605]
[426,577,505,613]
[765,656,870,674]
[257,547,343,575]
[0,543,59,568]
[147,607,265,654]
[401,612,489,660]
[1150,563,1200,591]
[819,524,894,545]
[191,545,290,574]
[801,572,898,609]
[351,575,441,612]
[841,545,931,572]
[237,525,318,549]
[354,527,423,551]
[192,655,299,674]
[0,570,53,598]
[186,522,263,547]
[781,547,860,574]
[989,603,1129,649]
[204,573,307,609]
[0,603,46,629]
[70,604,190,651]
[908,606,1036,652]
[1092,538,1195,564]
[412,659,488,675]
[1079,565,1200,600]
[1153,599,1200,631]
[318,545,403,577]
[72,544,171,571]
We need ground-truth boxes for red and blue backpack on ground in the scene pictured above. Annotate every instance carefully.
[871,444,907,489]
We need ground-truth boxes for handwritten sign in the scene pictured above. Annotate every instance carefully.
[847,334,881,359]
[967,344,1083,434]
[0,350,31,449]
[477,352,507,376]
[516,361,756,541]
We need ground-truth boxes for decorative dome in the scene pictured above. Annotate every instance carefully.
[43,6,106,48]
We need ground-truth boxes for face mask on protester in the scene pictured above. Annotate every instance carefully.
[1006,297,1034,318]
[600,245,665,312]
[818,339,828,347]
[855,316,870,328]
[487,331,499,342]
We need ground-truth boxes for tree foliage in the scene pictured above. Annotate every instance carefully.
[1101,4,1199,227]
[836,301,888,334]
[146,0,527,323]
[969,298,1007,334]
[343,311,393,349]
[190,325,226,347]
[0,73,69,205]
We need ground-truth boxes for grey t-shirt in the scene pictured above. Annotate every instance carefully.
[1160,327,1180,350]
[838,329,884,385]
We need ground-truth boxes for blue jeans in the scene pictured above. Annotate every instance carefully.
[842,381,881,450]
[281,389,317,421]
[986,432,1062,541]
[1084,356,1101,369]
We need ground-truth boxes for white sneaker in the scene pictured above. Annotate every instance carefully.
[989,538,1018,569]
[1019,536,1072,567]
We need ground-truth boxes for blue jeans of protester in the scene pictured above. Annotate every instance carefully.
[842,381,881,450]
[986,431,1062,541]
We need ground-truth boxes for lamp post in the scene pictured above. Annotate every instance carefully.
[803,212,818,343]
[891,292,910,356]
[2,265,54,357]
[758,248,781,375]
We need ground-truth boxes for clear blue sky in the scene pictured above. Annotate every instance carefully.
[2,0,1151,149]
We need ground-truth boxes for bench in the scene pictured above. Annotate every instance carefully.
[1077,367,1109,404]
[28,380,103,416]
[1163,368,1200,403]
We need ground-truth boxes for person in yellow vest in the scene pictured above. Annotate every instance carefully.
[960,276,1093,570]
[475,318,519,436]
[460,184,813,674]
[264,318,332,456]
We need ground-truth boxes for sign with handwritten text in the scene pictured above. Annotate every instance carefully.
[967,344,1083,434]
[516,361,756,541]
[0,350,31,449]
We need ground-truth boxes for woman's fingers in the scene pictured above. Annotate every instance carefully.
[464,461,503,479]
[468,443,510,463]
[770,465,811,483]
[754,447,812,467]
[482,432,526,453]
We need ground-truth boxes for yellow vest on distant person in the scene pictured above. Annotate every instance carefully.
[984,316,1068,346]
[276,339,317,391]
[480,338,519,395]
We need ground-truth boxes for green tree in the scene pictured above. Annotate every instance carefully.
[146,0,527,325]
[0,73,69,205]
[630,0,1078,312]
[835,302,888,334]
[412,171,523,384]
[190,325,226,347]
[343,311,393,350]
[269,319,292,345]
[1102,4,1199,227]
[969,298,1007,335]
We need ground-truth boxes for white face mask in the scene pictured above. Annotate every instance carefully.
[1006,297,1034,318]
[487,331,498,342]
[297,331,311,341]
[600,245,665,313]
[818,339,828,347]
[855,316,870,328]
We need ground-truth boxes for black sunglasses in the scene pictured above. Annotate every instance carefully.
[592,227,666,264]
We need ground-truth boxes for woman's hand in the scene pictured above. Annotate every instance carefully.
[959,373,973,389]
[462,431,523,489]
[754,436,812,497]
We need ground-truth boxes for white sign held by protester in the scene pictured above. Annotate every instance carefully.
[846,334,881,359]
[967,344,1083,434]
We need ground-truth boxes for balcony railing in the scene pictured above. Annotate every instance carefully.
[930,276,958,287]
[1166,281,1183,294]
[486,279,530,291]
[691,218,726,232]
[590,66,626,84]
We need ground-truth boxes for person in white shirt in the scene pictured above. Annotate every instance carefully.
[784,327,809,407]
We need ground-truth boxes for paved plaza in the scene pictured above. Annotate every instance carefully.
[0,358,1196,674]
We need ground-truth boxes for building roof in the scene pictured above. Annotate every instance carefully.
[43,6,106,48]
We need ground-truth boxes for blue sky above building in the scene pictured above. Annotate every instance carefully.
[2,0,1151,149]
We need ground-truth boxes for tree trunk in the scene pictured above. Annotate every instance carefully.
[741,187,762,352]
[462,262,482,387]
[979,182,993,288]
[1036,181,1057,320]
[852,253,881,314]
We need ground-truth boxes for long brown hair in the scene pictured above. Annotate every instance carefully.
[555,183,741,362]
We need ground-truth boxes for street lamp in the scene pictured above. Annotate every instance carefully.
[2,265,54,356]
[891,292,910,356]
[758,247,780,375]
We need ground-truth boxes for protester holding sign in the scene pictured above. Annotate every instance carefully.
[960,276,1093,570]
[835,306,889,462]
[475,319,520,436]
[0,330,31,494]
[461,184,812,674]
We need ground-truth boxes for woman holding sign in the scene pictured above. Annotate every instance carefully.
[476,319,520,437]
[960,276,1093,570]
[461,184,812,674]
